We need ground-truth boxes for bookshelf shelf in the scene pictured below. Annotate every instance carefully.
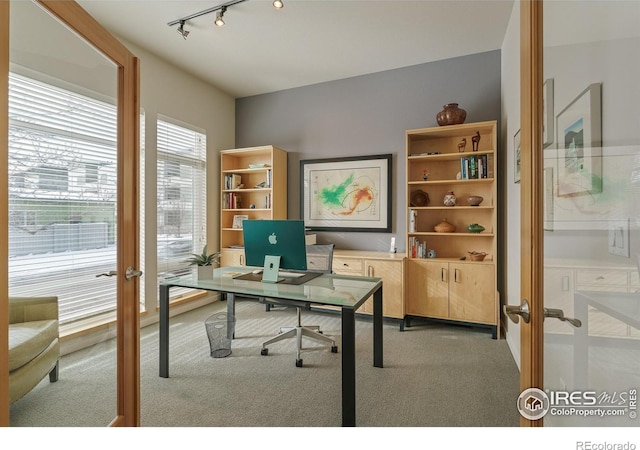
[219,146,287,267]
[405,120,499,338]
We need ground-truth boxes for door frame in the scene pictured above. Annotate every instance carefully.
[519,0,545,426]
[0,0,141,426]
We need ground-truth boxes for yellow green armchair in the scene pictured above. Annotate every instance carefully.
[8,296,60,404]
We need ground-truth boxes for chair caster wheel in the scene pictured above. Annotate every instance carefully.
[331,346,338,353]
[261,348,268,356]
[296,359,303,367]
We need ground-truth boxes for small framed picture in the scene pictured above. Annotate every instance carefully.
[232,214,248,229]
[543,78,554,148]
[514,129,521,184]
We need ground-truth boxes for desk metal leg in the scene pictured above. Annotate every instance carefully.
[159,285,170,378]
[341,307,356,427]
[373,286,383,368]
[227,293,235,338]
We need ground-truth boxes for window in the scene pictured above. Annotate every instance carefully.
[156,117,206,297]
[8,73,119,325]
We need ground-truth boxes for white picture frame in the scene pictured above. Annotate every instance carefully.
[556,83,602,197]
[543,78,554,148]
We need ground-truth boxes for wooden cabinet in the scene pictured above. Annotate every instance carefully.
[219,146,287,266]
[407,259,496,332]
[405,121,499,338]
[332,250,405,322]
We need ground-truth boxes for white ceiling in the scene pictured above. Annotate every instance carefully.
[76,0,515,98]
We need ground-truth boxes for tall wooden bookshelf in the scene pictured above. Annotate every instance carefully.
[219,145,287,266]
[404,121,499,338]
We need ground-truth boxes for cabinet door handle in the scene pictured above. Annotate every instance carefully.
[454,268,460,283]
[367,266,373,277]
[240,255,244,265]
[441,268,447,282]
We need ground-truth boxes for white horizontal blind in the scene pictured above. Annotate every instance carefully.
[156,117,206,299]
[8,73,118,325]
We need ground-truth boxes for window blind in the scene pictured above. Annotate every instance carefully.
[8,73,119,324]
[156,117,207,300]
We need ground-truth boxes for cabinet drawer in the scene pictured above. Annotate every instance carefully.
[332,257,363,275]
[575,270,628,288]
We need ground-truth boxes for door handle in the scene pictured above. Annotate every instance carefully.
[96,271,118,278]
[544,307,582,328]
[96,267,143,281]
[125,266,143,280]
[504,299,530,324]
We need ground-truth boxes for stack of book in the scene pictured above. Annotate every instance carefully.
[409,236,428,259]
[224,173,242,189]
[223,192,242,209]
[459,154,493,179]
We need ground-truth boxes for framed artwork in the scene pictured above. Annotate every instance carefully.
[543,167,554,231]
[543,78,554,148]
[556,83,602,197]
[514,129,521,184]
[232,214,248,229]
[300,154,392,232]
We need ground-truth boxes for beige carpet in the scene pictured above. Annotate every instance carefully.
[10,298,521,427]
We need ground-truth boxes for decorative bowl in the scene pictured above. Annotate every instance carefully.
[410,190,430,207]
[468,251,487,261]
[434,218,456,233]
[467,223,485,233]
[468,195,484,206]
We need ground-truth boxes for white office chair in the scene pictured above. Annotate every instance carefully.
[260,244,338,367]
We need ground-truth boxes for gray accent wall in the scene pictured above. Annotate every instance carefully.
[236,50,502,252]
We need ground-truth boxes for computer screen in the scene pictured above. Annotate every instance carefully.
[242,219,307,270]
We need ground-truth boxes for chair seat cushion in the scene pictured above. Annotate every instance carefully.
[8,320,58,372]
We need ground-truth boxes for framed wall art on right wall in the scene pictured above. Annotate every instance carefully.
[556,82,602,197]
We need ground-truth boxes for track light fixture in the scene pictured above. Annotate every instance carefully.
[214,6,226,27]
[168,0,283,38]
[176,20,190,39]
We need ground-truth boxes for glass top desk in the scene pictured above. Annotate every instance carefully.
[159,266,384,427]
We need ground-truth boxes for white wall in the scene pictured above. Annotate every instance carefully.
[500,0,521,367]
[121,39,235,325]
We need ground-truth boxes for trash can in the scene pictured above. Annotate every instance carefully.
[204,313,235,358]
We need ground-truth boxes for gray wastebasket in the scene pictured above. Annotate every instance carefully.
[205,313,235,358]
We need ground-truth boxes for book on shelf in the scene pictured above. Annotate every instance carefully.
[460,157,469,180]
[409,236,427,259]
[224,174,243,189]
[460,155,491,180]
[223,192,242,209]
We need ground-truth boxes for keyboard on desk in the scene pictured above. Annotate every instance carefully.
[278,271,306,278]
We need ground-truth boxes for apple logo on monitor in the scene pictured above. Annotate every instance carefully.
[268,233,277,244]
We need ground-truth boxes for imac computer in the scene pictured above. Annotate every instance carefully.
[236,219,322,284]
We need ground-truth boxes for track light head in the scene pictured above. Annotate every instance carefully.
[272,0,284,9]
[177,20,190,39]
[215,6,226,27]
